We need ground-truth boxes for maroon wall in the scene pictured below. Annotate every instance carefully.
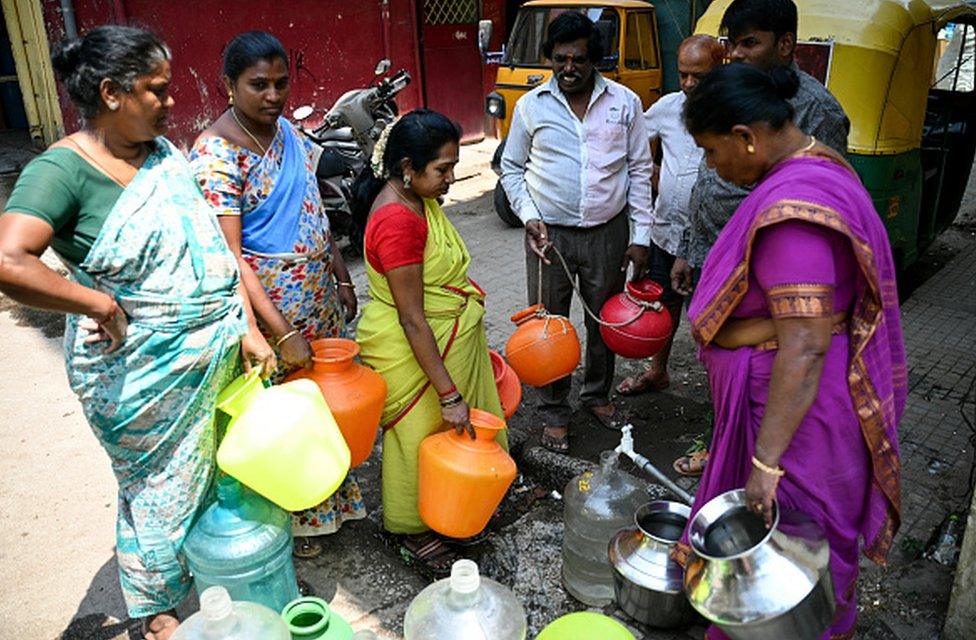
[41,0,508,146]
[481,0,506,137]
[42,0,426,147]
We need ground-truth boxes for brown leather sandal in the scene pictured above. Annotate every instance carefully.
[541,426,569,452]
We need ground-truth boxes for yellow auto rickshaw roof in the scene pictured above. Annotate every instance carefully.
[522,0,655,9]
[698,0,975,54]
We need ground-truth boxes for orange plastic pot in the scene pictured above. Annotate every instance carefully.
[505,304,581,387]
[489,350,522,419]
[418,409,517,538]
[285,338,387,468]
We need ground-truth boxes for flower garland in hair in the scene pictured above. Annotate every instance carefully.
[370,116,400,179]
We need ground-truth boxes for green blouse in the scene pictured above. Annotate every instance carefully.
[3,147,124,265]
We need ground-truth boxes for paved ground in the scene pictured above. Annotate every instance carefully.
[0,139,974,639]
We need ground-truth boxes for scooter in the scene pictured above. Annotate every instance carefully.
[294,59,411,251]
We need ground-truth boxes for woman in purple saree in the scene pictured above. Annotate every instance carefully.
[676,63,906,639]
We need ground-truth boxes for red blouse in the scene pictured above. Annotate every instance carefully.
[364,203,428,274]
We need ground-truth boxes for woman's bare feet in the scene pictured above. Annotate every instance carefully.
[143,610,179,640]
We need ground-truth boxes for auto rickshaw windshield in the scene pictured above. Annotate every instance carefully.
[504,6,620,69]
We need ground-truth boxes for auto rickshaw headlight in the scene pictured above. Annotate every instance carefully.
[486,92,506,119]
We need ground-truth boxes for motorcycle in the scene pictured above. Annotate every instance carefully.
[293,59,411,252]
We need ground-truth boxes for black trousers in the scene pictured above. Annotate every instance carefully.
[524,212,629,425]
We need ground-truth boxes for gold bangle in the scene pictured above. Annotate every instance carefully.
[275,329,300,348]
[751,455,785,477]
[336,281,355,289]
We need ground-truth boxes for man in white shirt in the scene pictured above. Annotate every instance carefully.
[616,35,724,397]
[501,12,653,451]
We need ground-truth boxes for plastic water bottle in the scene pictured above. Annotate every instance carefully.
[183,476,299,613]
[171,586,290,639]
[562,451,647,606]
[929,513,964,566]
[403,559,527,640]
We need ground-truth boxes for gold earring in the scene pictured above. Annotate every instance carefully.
[228,93,234,106]
[746,144,756,154]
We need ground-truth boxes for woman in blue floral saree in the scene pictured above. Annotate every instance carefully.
[0,27,274,640]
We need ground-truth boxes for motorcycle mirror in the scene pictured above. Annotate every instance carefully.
[374,59,391,75]
[292,105,314,122]
[478,20,493,56]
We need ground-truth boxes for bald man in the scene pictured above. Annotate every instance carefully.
[616,35,724,398]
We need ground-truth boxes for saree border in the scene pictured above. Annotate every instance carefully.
[766,283,834,317]
[691,199,901,565]
[381,317,461,432]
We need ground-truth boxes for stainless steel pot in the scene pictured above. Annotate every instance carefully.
[609,501,695,628]
[684,489,835,640]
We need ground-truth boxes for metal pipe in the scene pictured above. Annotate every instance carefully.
[407,0,426,108]
[616,425,695,505]
[380,0,392,62]
[60,0,78,39]
[112,0,126,23]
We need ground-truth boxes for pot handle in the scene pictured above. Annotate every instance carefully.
[215,370,267,418]
[510,303,544,325]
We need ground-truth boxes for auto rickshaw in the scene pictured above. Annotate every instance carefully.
[698,0,976,270]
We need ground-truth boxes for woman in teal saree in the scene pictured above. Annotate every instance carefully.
[0,27,273,640]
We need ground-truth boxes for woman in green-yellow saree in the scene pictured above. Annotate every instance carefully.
[354,110,506,577]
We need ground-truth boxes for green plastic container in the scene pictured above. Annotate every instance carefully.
[281,597,353,640]
[536,612,636,640]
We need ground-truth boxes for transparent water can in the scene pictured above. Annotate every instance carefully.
[171,586,290,640]
[562,451,648,606]
[403,560,526,640]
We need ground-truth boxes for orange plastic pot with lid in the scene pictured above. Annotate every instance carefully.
[285,338,387,468]
[504,304,580,387]
[418,409,517,539]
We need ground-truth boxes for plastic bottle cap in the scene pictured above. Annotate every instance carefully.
[450,559,481,594]
[199,586,234,621]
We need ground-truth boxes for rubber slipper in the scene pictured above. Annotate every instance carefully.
[398,532,458,579]
[440,529,490,548]
[293,536,323,559]
[616,372,670,396]
[673,450,709,476]
[541,427,569,452]
[585,405,625,431]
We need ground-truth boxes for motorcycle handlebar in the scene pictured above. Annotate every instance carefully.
[378,70,411,98]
